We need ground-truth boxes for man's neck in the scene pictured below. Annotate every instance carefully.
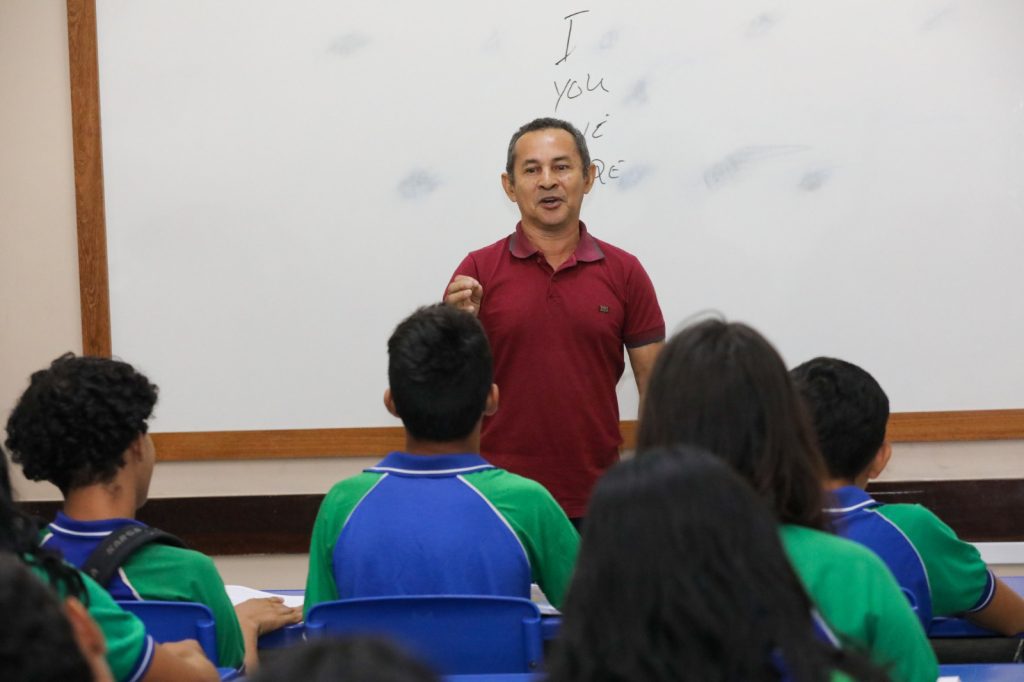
[63,483,138,521]
[520,221,580,269]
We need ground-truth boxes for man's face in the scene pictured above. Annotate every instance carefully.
[501,128,596,234]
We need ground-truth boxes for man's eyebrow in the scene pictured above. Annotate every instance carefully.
[520,155,574,166]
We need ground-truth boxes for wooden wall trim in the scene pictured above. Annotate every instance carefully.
[67,0,111,357]
[20,478,1024,555]
[152,410,1024,461]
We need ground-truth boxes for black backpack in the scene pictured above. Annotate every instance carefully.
[81,524,186,586]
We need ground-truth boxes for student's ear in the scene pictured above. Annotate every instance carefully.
[484,384,499,417]
[64,597,114,682]
[501,172,517,201]
[866,441,893,481]
[126,433,145,463]
[383,389,400,418]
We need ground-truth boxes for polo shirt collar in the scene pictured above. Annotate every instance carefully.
[508,221,605,263]
[367,452,495,477]
[823,485,879,514]
[50,511,145,537]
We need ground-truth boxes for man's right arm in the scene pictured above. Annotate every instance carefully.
[144,641,219,682]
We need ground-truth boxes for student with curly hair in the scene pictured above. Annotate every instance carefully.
[5,353,300,674]
[546,448,885,682]
[635,319,937,682]
[0,450,217,681]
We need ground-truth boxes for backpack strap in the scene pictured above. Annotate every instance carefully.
[81,525,186,587]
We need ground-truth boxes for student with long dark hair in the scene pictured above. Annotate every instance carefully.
[546,448,884,682]
[635,319,937,682]
[0,451,218,681]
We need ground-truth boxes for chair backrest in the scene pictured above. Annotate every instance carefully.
[116,600,219,664]
[305,595,544,675]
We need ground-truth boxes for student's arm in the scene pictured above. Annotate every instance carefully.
[966,578,1024,635]
[143,641,219,682]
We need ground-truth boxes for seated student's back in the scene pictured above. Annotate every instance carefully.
[5,354,300,673]
[305,305,579,613]
[547,447,886,682]
[793,356,1024,636]
[636,318,937,682]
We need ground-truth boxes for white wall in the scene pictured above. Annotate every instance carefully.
[2,1,1021,585]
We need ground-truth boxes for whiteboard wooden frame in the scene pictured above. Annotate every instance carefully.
[66,0,1024,461]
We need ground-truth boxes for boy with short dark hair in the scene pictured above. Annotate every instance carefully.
[792,356,1024,634]
[304,304,579,614]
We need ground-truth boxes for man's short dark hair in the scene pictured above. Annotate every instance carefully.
[505,117,591,182]
[790,357,890,481]
[5,353,158,494]
[387,304,492,442]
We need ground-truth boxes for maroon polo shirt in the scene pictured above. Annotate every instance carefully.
[450,222,664,517]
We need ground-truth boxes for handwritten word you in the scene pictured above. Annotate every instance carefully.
[553,73,610,112]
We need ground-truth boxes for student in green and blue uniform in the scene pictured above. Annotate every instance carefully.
[793,356,1024,635]
[547,446,886,682]
[305,304,579,615]
[636,318,938,682]
[5,353,301,674]
[0,435,218,681]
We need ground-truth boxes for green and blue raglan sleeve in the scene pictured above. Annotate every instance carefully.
[780,525,938,682]
[123,545,245,669]
[467,470,579,609]
[304,473,384,617]
[78,571,154,681]
[878,504,994,616]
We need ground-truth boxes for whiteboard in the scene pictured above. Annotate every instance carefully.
[95,0,1024,433]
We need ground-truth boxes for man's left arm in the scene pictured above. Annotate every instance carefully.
[627,342,664,403]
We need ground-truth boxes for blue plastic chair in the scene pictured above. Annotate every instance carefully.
[116,600,239,680]
[306,595,544,675]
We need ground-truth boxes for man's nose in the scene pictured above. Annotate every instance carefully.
[540,167,557,187]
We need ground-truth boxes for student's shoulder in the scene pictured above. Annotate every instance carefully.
[781,524,893,574]
[468,467,557,497]
[875,502,954,538]
[322,471,387,502]
[131,541,217,574]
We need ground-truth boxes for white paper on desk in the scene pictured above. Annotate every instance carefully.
[937,676,961,681]
[225,584,304,608]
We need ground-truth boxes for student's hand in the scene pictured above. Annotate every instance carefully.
[234,596,302,635]
[445,276,483,316]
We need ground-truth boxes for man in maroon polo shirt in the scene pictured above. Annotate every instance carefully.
[444,117,664,524]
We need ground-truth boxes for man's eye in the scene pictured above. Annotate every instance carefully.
[524,167,537,174]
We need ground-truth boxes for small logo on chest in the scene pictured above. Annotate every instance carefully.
[598,305,610,313]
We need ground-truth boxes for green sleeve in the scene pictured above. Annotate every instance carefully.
[75,570,153,682]
[304,473,384,617]
[878,504,993,616]
[781,525,938,682]
[465,470,580,609]
[122,545,245,669]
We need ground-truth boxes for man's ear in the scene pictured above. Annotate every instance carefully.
[866,441,893,481]
[501,172,517,201]
[583,163,597,193]
[484,384,499,417]
[383,389,400,418]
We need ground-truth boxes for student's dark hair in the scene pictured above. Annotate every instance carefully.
[0,452,86,601]
[547,447,886,682]
[388,304,492,442]
[0,554,93,682]
[249,636,439,682]
[636,318,828,529]
[505,117,591,181]
[790,357,890,481]
[5,353,158,494]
